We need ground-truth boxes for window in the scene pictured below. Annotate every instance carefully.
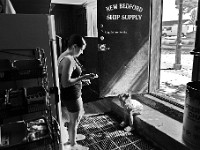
[165,27,172,31]
[158,0,197,106]
[85,0,98,37]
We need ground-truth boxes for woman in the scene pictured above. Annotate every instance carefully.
[58,34,97,150]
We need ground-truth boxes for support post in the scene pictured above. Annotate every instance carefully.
[174,0,183,70]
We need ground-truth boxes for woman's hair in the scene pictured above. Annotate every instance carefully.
[63,34,86,51]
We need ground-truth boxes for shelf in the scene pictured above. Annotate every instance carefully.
[0,137,53,150]
[0,117,54,150]
[0,104,48,122]
[0,59,47,81]
[0,56,59,149]
[0,86,50,122]
[0,68,47,81]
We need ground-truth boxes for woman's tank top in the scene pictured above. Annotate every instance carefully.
[59,57,82,100]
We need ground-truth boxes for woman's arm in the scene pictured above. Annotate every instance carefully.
[61,56,95,88]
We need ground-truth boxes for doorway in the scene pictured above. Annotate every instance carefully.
[97,0,151,97]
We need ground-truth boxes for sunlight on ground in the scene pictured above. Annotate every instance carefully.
[159,50,193,105]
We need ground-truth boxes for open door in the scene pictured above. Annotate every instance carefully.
[79,37,99,103]
[97,0,151,97]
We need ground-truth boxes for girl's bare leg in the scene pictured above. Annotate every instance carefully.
[120,108,128,127]
[129,111,134,126]
[124,111,134,132]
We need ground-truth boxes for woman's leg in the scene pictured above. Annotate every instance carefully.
[62,106,70,127]
[77,97,85,124]
[67,97,85,146]
[68,111,79,146]
[66,99,88,149]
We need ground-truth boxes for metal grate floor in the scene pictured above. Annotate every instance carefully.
[77,112,161,150]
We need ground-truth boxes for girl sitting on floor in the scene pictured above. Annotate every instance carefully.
[118,93,143,132]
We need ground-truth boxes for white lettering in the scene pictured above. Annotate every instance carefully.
[105,4,118,12]
[119,3,125,9]
[106,15,121,20]
[138,15,142,20]
[119,3,143,12]
[121,15,142,20]
[113,4,118,10]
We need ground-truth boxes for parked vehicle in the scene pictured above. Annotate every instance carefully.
[162,24,187,37]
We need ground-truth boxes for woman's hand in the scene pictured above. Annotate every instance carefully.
[83,73,98,80]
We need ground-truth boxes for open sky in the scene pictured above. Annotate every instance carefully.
[162,0,190,21]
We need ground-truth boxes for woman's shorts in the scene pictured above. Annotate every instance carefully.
[61,97,83,113]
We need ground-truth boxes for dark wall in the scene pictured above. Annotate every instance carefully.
[10,0,51,14]
[51,4,87,52]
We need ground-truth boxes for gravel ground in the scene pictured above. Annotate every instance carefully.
[159,47,194,105]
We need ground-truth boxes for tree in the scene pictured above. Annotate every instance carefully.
[175,0,198,14]
[190,7,198,24]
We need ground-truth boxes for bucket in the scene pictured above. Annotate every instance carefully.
[182,81,200,149]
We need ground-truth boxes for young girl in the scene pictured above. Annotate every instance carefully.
[118,93,143,132]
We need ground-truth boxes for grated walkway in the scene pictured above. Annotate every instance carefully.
[77,112,161,150]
